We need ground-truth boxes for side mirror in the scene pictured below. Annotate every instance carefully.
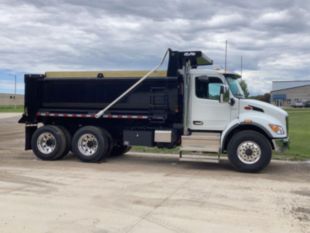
[219,85,229,103]
[229,98,235,106]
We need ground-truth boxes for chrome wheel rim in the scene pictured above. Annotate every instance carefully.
[77,134,98,156]
[237,141,261,164]
[37,132,56,154]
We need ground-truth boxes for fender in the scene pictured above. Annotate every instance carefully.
[221,118,240,149]
[220,112,282,152]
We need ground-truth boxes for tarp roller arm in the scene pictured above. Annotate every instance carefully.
[95,49,170,118]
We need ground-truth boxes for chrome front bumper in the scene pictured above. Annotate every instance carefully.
[273,138,289,153]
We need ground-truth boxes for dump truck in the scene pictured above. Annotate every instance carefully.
[19,49,289,172]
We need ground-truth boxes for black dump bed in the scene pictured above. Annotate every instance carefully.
[19,49,214,125]
[20,75,181,124]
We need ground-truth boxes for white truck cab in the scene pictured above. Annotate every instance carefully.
[189,69,288,138]
[181,66,289,172]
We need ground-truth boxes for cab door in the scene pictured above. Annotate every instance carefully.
[189,75,231,131]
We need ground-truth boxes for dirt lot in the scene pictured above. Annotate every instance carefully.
[0,115,309,233]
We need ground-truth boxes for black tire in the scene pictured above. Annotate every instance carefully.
[227,130,272,172]
[110,145,131,157]
[31,125,67,161]
[102,129,113,156]
[72,126,111,162]
[55,125,72,159]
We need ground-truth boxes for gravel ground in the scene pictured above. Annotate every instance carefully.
[0,115,309,233]
[0,113,22,119]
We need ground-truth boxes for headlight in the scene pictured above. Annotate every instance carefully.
[269,124,285,135]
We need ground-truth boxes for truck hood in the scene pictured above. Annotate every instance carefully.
[240,99,287,117]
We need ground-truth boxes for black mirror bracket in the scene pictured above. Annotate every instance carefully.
[229,98,235,106]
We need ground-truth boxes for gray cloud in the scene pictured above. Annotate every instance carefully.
[0,0,309,95]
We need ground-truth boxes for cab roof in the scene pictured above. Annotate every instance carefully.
[190,68,241,78]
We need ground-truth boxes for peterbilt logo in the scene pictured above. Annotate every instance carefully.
[184,52,196,56]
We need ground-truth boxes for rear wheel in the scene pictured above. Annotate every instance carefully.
[72,126,111,162]
[110,145,131,157]
[31,125,67,160]
[55,126,71,159]
[227,130,272,172]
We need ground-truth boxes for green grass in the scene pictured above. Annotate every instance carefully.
[132,146,180,154]
[278,108,310,160]
[0,105,24,112]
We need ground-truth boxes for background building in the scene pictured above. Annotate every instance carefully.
[271,81,310,107]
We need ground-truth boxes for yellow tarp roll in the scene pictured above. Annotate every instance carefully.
[45,70,167,78]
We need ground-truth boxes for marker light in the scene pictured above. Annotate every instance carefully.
[269,124,285,135]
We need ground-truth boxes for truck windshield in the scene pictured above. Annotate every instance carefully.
[226,77,245,99]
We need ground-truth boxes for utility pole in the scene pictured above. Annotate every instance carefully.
[224,40,228,73]
[14,74,17,109]
[240,56,243,78]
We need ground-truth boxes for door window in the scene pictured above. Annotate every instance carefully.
[195,77,222,100]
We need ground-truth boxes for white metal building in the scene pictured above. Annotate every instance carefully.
[271,80,310,106]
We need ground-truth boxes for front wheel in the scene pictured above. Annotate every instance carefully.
[227,130,272,172]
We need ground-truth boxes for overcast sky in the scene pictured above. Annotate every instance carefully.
[0,0,309,95]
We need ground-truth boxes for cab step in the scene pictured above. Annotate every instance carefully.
[179,132,221,163]
[180,132,221,153]
[179,152,220,163]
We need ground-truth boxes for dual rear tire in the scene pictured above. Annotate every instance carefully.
[31,125,69,160]
[72,126,111,162]
[110,145,131,157]
[32,125,116,163]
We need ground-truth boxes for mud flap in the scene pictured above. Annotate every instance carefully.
[25,125,37,150]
